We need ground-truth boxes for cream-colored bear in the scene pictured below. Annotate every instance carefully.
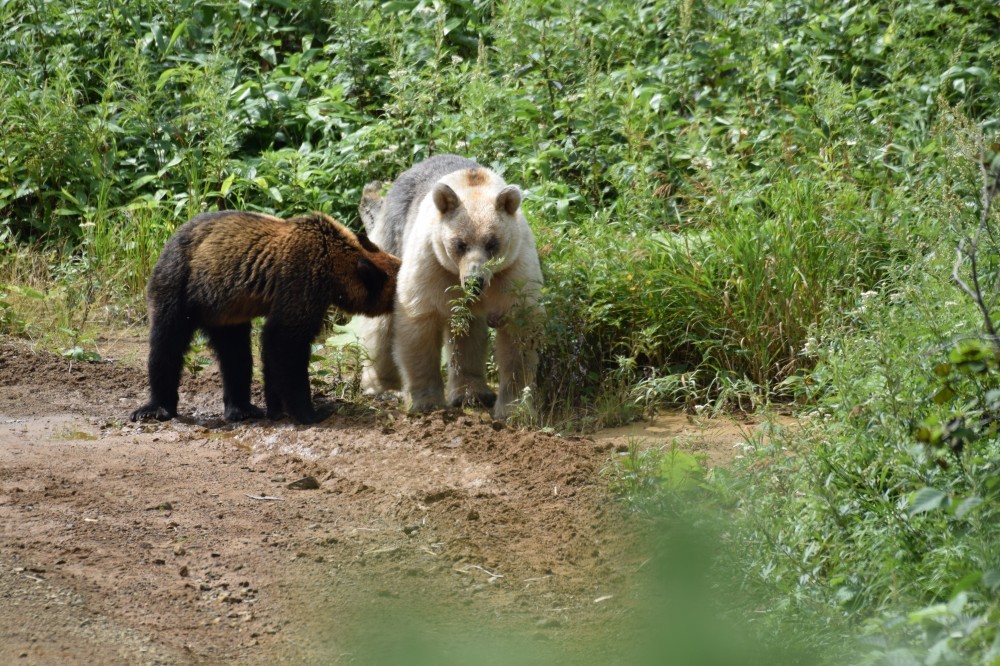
[358,155,544,420]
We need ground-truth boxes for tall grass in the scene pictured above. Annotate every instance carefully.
[604,102,999,663]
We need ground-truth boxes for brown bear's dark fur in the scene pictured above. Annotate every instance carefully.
[130,210,401,425]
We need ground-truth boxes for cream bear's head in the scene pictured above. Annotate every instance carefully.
[432,168,523,298]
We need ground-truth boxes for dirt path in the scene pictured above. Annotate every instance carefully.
[0,337,760,664]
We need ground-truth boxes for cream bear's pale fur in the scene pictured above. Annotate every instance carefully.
[358,155,544,420]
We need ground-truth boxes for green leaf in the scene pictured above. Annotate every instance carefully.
[60,347,102,363]
[906,603,949,624]
[950,571,982,597]
[220,173,236,197]
[166,20,188,54]
[914,423,942,445]
[954,495,983,519]
[155,67,184,92]
[382,1,417,13]
[149,23,166,52]
[932,362,951,377]
[129,174,159,190]
[657,449,703,492]
[908,487,948,516]
[932,385,955,405]
[12,285,45,300]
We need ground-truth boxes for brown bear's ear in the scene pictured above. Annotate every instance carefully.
[356,256,388,291]
[496,185,521,215]
[356,231,380,253]
[432,183,461,215]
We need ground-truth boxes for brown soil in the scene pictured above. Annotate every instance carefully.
[0,336,770,665]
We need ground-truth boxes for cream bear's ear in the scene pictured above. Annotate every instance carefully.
[496,185,521,215]
[433,183,461,215]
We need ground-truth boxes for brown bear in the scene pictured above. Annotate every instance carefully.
[130,210,401,425]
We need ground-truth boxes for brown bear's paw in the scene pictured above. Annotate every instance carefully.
[303,402,336,425]
[130,403,176,422]
[277,403,331,425]
[224,404,265,422]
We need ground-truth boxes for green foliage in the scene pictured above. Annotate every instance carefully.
[445,257,506,340]
[182,333,212,378]
[0,285,24,336]
[709,168,999,663]
[605,438,706,505]
[2,0,997,417]
[309,327,367,402]
[60,343,102,363]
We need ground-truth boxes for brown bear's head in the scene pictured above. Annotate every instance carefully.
[298,214,401,316]
[349,231,401,315]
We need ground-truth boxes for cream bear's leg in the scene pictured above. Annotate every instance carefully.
[446,315,496,408]
[493,325,538,420]
[360,314,401,394]
[395,311,446,411]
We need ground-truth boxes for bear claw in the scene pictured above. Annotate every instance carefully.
[224,404,265,422]
[130,404,176,422]
[448,391,497,410]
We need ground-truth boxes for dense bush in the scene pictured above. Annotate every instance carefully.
[4,0,996,420]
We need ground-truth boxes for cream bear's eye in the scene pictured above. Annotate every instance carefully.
[453,239,468,255]
[485,236,500,256]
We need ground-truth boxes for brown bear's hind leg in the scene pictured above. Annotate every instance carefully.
[205,323,265,422]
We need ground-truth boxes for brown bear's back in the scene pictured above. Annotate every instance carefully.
[184,212,294,326]
[148,210,397,328]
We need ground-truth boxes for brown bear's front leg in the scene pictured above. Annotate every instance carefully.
[205,323,264,422]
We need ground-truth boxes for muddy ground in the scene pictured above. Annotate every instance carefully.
[0,335,767,665]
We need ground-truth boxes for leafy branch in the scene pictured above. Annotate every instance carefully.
[952,129,1000,345]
